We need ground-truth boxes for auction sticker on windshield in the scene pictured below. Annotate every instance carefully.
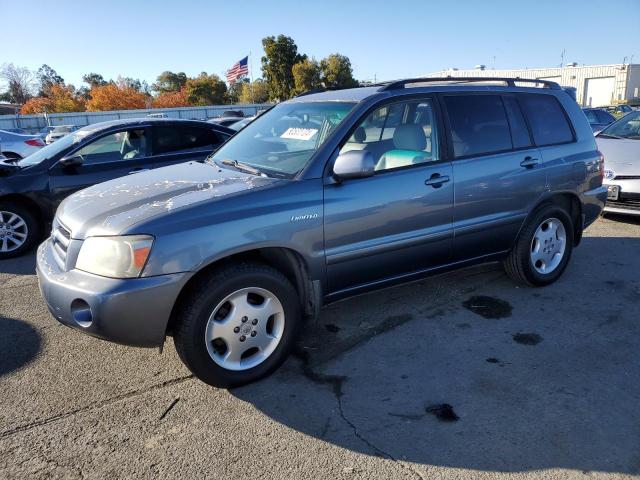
[280,128,318,141]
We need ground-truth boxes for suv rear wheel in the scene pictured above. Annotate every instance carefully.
[504,204,574,287]
[0,200,40,259]
[173,263,301,388]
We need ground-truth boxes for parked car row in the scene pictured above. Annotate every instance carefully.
[2,77,636,388]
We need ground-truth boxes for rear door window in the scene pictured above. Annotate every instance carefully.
[443,95,512,158]
[518,94,574,146]
[152,126,223,155]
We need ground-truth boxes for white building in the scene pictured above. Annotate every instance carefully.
[427,64,640,107]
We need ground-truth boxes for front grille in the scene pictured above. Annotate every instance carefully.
[607,199,640,211]
[613,175,640,180]
[51,220,71,269]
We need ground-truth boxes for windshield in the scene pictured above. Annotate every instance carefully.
[211,101,355,177]
[18,127,93,166]
[599,111,640,139]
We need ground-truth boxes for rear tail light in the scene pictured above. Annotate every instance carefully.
[597,150,604,184]
[25,138,45,147]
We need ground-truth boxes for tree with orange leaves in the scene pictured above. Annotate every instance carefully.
[21,84,85,114]
[153,89,190,108]
[85,83,147,111]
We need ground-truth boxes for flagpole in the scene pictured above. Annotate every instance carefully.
[249,51,254,104]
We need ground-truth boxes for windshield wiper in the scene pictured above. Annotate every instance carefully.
[220,159,265,176]
[597,133,622,139]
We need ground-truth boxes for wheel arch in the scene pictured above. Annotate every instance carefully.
[516,192,583,248]
[165,246,320,337]
[0,194,46,225]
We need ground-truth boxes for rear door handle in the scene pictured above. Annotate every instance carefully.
[425,174,450,188]
[520,157,539,168]
[128,168,149,175]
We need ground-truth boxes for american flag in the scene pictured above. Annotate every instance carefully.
[226,56,249,83]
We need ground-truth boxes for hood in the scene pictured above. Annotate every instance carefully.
[57,161,278,238]
[597,137,640,177]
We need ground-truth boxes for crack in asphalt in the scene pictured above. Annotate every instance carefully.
[0,375,193,439]
[294,348,426,480]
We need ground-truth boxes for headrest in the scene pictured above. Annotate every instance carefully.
[353,127,366,143]
[393,124,426,151]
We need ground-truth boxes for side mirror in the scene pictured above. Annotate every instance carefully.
[333,150,375,181]
[59,155,83,167]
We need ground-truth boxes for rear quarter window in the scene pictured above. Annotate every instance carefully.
[518,94,574,146]
[152,126,222,155]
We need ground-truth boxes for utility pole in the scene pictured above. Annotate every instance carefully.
[560,49,565,68]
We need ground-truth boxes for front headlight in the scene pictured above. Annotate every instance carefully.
[76,235,154,278]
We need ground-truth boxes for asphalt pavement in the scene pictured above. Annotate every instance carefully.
[1,215,639,479]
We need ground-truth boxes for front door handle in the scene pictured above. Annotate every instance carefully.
[520,157,539,168]
[128,168,149,175]
[425,173,450,188]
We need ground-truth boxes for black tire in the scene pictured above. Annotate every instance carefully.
[173,262,302,388]
[2,152,21,160]
[504,203,574,287]
[0,200,41,259]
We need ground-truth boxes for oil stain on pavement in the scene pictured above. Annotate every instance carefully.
[512,332,543,345]
[462,296,513,319]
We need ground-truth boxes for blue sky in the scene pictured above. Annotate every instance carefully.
[2,0,639,88]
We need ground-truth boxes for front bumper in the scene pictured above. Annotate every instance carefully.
[603,178,640,216]
[36,238,190,347]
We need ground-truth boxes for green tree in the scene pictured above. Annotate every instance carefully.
[152,71,187,93]
[226,78,249,104]
[261,35,305,101]
[36,64,64,96]
[320,54,358,89]
[82,73,108,88]
[292,58,322,95]
[184,72,227,105]
[238,79,270,104]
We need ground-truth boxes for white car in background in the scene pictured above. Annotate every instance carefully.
[45,125,78,144]
[597,111,640,216]
[228,116,256,131]
[0,130,45,159]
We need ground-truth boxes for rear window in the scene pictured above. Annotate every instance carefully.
[152,126,222,155]
[444,95,512,158]
[518,94,574,146]
[595,110,615,123]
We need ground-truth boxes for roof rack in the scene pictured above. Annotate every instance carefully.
[378,77,562,91]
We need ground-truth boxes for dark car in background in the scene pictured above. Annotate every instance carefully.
[0,118,233,258]
[208,110,246,127]
[583,108,616,132]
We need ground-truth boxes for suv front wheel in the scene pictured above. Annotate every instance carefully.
[504,204,574,287]
[173,263,301,387]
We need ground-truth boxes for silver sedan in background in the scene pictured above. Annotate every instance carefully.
[597,111,640,216]
[0,130,45,159]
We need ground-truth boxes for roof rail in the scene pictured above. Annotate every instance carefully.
[378,77,562,91]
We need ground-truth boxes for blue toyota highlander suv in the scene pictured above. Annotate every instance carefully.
[36,78,607,387]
